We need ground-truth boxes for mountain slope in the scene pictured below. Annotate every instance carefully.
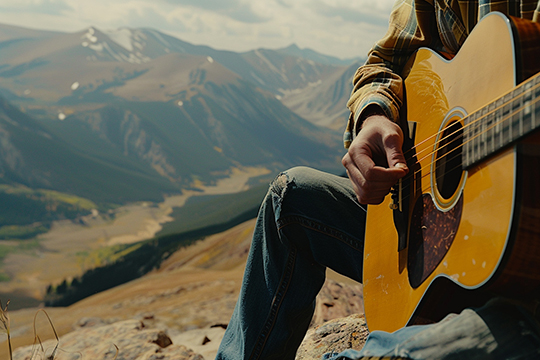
[281,61,362,129]
[0,24,347,100]
[0,23,347,207]
[0,97,179,203]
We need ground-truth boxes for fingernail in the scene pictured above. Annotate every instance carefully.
[395,163,407,169]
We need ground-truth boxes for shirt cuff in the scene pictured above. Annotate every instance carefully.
[343,94,399,149]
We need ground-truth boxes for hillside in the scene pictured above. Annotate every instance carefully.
[2,218,364,360]
[0,22,349,210]
[281,61,362,129]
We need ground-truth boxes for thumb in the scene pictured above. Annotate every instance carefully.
[384,133,408,172]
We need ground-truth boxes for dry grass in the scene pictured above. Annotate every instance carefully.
[3,304,120,360]
[1,299,12,359]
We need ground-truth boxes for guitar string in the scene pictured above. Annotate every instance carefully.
[402,73,540,161]
[397,103,530,203]
[399,76,540,180]
[400,75,540,170]
[387,82,540,204]
[411,91,540,182]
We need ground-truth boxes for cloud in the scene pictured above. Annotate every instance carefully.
[310,0,389,27]
[274,0,293,8]
[126,6,187,32]
[0,0,395,58]
[0,0,72,15]
[162,0,268,23]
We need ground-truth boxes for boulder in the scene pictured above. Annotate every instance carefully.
[296,313,369,360]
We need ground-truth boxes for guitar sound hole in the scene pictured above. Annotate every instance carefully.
[435,121,463,200]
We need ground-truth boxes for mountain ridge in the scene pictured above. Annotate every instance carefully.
[0,21,353,233]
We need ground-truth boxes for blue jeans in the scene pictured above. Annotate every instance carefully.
[215,167,540,360]
[326,298,540,359]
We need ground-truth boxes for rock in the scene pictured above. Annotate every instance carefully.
[12,319,204,360]
[311,279,364,327]
[171,326,227,360]
[74,316,108,328]
[296,313,369,360]
[10,278,363,360]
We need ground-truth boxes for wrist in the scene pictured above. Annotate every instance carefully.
[356,104,389,134]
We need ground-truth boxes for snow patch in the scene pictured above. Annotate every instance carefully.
[255,50,281,74]
[89,43,104,52]
[105,28,134,52]
[249,71,265,85]
[148,29,171,47]
[177,101,184,106]
[207,56,214,63]
[23,89,31,95]
[71,82,80,91]
[58,113,66,121]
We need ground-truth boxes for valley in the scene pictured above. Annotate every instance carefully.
[0,166,271,310]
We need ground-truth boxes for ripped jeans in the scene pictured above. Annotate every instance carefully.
[214,167,540,360]
[215,166,367,359]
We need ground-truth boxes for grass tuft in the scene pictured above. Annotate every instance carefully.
[2,304,119,359]
[0,299,12,360]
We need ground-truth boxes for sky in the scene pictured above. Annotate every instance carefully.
[0,0,396,60]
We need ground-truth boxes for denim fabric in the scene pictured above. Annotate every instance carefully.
[214,166,540,360]
[325,298,540,359]
[215,166,367,360]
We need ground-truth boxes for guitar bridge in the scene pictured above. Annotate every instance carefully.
[392,121,417,252]
[390,179,402,211]
[392,181,408,252]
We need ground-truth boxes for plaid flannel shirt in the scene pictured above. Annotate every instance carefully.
[344,0,540,148]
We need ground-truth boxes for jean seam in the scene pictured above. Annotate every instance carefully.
[248,244,298,360]
[277,215,363,251]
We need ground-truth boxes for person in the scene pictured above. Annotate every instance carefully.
[215,1,540,359]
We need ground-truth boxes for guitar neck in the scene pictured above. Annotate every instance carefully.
[463,73,540,169]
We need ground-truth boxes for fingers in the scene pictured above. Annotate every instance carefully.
[383,130,408,170]
[343,115,408,204]
[344,153,406,204]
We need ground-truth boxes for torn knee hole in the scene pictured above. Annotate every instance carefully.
[271,173,292,198]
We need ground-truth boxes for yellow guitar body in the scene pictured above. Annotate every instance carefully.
[363,13,540,332]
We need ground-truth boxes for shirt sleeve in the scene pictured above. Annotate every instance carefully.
[344,0,441,148]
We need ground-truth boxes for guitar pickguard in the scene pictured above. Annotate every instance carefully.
[408,194,463,288]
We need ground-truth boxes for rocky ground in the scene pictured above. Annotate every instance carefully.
[4,219,367,359]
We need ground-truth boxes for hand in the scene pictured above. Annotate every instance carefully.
[342,115,408,204]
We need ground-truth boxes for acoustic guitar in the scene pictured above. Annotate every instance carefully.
[363,12,540,332]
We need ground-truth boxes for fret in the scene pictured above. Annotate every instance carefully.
[485,102,496,154]
[501,92,512,148]
[495,97,504,150]
[511,87,522,140]
[478,111,484,160]
[473,112,480,163]
[464,112,474,167]
[462,74,540,169]
[479,106,488,159]
[522,80,533,135]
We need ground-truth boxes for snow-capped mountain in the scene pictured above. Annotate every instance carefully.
[0,23,358,205]
[0,23,354,100]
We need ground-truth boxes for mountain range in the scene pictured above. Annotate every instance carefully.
[0,23,362,231]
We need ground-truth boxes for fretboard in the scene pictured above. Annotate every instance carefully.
[463,73,540,168]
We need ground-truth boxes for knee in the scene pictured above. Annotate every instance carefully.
[269,166,318,201]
